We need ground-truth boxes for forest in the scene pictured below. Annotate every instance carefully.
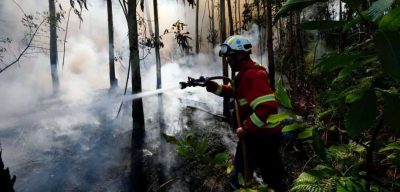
[0,0,399,191]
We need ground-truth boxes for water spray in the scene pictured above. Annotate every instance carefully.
[122,86,181,102]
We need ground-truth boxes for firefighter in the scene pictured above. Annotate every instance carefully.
[205,35,286,191]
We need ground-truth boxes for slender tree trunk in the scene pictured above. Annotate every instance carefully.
[49,0,60,93]
[220,0,230,121]
[154,0,162,89]
[238,0,241,33]
[196,0,200,53]
[107,0,117,89]
[145,0,154,34]
[227,0,234,36]
[127,0,146,191]
[153,0,166,188]
[211,0,216,47]
[266,0,275,90]
[296,13,304,79]
[234,0,238,33]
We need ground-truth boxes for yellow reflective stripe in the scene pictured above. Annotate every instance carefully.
[255,63,261,66]
[238,98,248,106]
[250,113,266,128]
[214,86,223,95]
[227,36,236,46]
[250,94,276,110]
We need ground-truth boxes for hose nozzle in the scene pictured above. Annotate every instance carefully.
[179,76,207,89]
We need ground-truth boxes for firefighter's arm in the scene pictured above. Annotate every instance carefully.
[205,80,234,97]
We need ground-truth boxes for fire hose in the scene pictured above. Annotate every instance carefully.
[180,76,250,185]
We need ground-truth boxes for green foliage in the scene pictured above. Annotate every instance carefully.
[213,152,229,165]
[162,133,214,161]
[282,123,303,132]
[326,142,365,173]
[297,127,314,139]
[336,177,366,192]
[312,128,326,160]
[344,91,377,138]
[374,30,400,81]
[379,142,400,167]
[162,132,230,171]
[162,133,180,145]
[276,78,293,109]
[291,143,366,192]
[301,21,347,30]
[316,52,362,72]
[344,89,365,104]
[267,111,297,123]
[276,0,400,191]
[274,0,326,22]
[291,165,338,192]
[379,7,400,31]
[235,185,273,192]
[364,0,395,22]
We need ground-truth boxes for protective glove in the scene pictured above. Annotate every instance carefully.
[205,80,219,93]
[236,127,247,138]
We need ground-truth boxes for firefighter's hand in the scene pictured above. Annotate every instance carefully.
[236,127,247,138]
[205,80,218,92]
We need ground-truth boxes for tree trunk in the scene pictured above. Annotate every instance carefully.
[227,0,234,36]
[154,0,166,188]
[220,0,230,121]
[107,0,117,89]
[154,0,162,89]
[127,0,146,191]
[266,0,275,90]
[211,0,216,47]
[145,1,154,34]
[234,0,238,33]
[196,0,200,53]
[49,0,60,93]
[238,0,241,33]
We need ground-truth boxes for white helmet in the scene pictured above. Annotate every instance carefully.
[219,35,252,57]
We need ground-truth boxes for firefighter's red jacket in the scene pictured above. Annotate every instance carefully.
[207,60,281,134]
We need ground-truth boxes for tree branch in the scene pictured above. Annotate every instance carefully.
[118,0,128,18]
[11,0,27,16]
[0,19,45,74]
[62,7,73,74]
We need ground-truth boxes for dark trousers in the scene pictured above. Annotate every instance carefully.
[231,133,286,192]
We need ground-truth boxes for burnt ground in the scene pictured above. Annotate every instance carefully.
[0,89,314,192]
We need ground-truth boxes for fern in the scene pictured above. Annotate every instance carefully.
[291,166,338,192]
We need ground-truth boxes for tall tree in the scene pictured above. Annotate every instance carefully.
[227,0,234,36]
[107,0,118,89]
[195,0,200,53]
[265,0,275,90]
[211,0,216,47]
[220,0,230,121]
[119,0,147,190]
[238,0,241,33]
[154,0,162,89]
[49,0,60,93]
[128,0,146,189]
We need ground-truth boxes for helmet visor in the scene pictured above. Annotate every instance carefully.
[219,44,233,57]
